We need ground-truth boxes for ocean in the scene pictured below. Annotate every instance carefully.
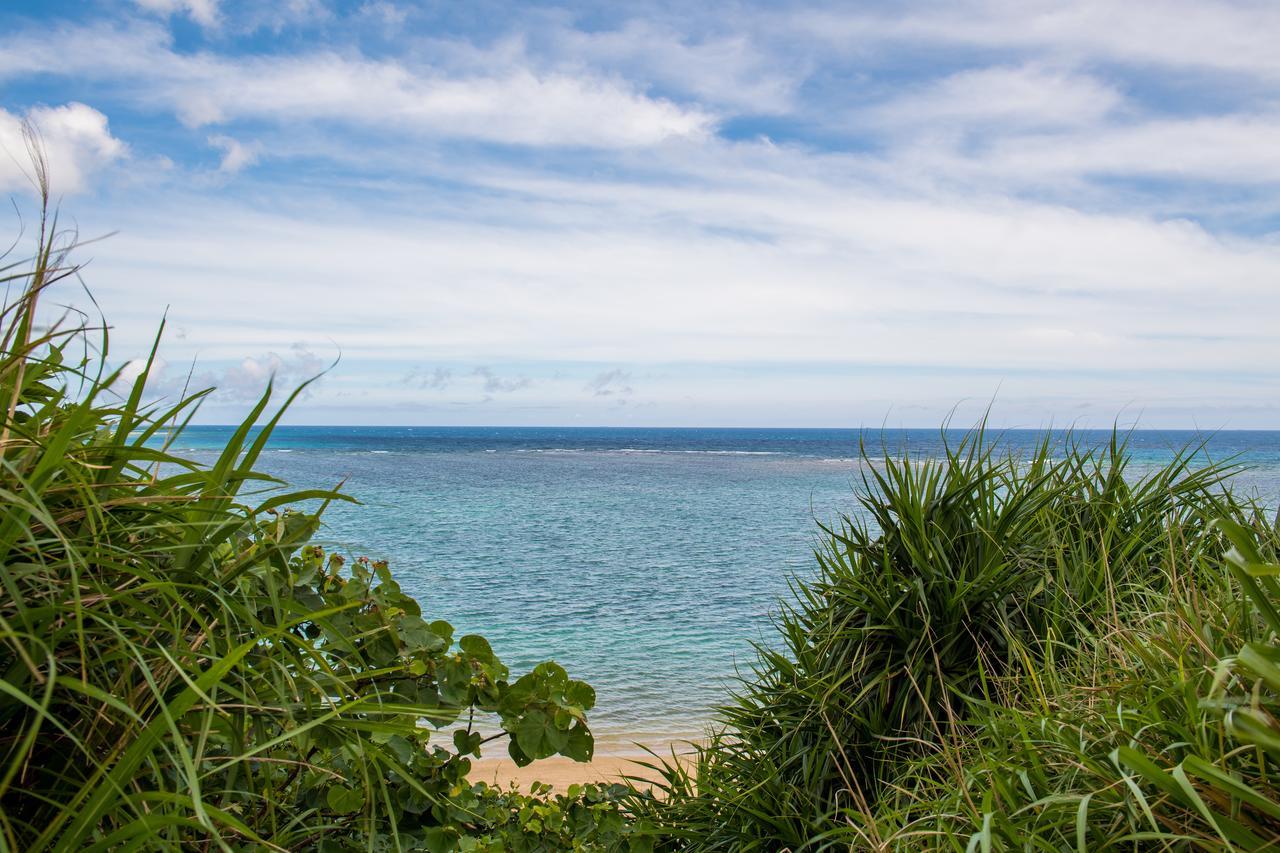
[174,426,1280,752]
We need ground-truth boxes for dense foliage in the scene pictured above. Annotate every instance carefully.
[10,163,1280,851]
[631,433,1280,850]
[0,164,641,850]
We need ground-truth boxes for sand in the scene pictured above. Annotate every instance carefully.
[468,747,694,791]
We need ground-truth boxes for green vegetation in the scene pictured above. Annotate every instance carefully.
[0,161,639,849]
[8,164,1280,851]
[630,434,1280,850]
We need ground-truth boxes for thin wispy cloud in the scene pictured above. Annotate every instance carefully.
[870,64,1124,131]
[132,0,221,28]
[0,22,714,148]
[1,0,1277,426]
[473,367,532,395]
[358,2,406,27]
[402,366,453,390]
[207,134,260,173]
[793,1,1280,81]
[586,369,634,397]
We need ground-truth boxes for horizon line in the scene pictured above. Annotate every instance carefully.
[174,423,1271,433]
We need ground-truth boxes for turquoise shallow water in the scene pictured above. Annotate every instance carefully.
[176,427,1280,752]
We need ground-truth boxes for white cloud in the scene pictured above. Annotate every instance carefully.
[233,0,335,35]
[208,343,325,402]
[796,0,1280,82]
[7,2,1280,426]
[872,64,1124,130]
[132,0,220,28]
[358,1,406,27]
[860,106,1280,193]
[548,20,800,113]
[981,113,1280,184]
[120,343,328,406]
[115,356,168,390]
[208,134,261,173]
[44,132,1280,426]
[0,102,126,194]
[76,149,1280,382]
[0,24,713,149]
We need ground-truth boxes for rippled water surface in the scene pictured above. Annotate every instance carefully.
[174,426,1280,751]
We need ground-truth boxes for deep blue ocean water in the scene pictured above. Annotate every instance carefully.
[174,427,1280,752]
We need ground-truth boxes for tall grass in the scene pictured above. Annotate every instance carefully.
[10,153,1280,851]
[0,158,634,850]
[868,514,1280,850]
[630,428,1280,850]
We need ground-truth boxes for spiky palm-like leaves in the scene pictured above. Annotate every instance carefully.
[632,429,1253,850]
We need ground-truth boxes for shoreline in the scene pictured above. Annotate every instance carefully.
[468,741,698,791]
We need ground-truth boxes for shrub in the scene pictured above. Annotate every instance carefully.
[865,514,1280,851]
[0,164,639,850]
[630,427,1260,850]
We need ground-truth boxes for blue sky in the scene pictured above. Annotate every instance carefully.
[2,0,1279,427]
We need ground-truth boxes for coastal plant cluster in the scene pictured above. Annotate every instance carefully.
[7,173,1280,852]
[631,434,1280,850]
[0,173,645,850]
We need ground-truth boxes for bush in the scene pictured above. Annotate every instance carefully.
[630,427,1271,850]
[0,164,640,850]
[868,514,1280,851]
[14,157,1280,851]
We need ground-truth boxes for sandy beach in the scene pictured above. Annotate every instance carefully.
[469,745,695,791]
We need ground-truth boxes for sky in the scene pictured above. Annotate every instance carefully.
[1,0,1278,428]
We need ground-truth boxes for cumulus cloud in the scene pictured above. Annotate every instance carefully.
[207,134,261,173]
[207,343,325,402]
[0,102,126,194]
[106,341,334,413]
